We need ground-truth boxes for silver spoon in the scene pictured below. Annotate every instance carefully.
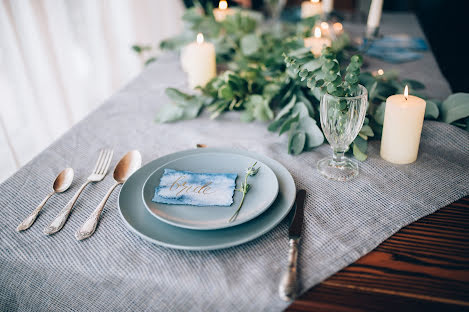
[75,150,142,240]
[17,168,74,231]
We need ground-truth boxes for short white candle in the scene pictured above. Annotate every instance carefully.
[181,33,216,89]
[322,0,334,14]
[320,22,330,37]
[367,0,383,29]
[213,0,235,22]
[301,0,323,18]
[380,86,427,164]
[304,26,331,57]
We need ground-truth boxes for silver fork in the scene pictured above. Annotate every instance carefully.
[44,149,113,235]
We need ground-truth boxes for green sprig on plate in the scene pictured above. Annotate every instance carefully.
[229,162,260,223]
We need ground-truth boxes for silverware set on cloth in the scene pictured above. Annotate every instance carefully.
[17,149,142,240]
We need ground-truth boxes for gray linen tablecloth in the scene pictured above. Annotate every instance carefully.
[1,14,468,311]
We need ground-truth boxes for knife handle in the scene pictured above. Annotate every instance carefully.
[279,237,300,301]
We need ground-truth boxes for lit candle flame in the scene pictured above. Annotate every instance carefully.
[197,33,204,44]
[333,22,343,33]
[219,0,228,9]
[311,0,319,3]
[404,85,408,100]
[321,22,329,30]
[314,26,322,38]
[377,69,384,76]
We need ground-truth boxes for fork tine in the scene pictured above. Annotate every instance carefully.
[95,149,110,175]
[92,150,105,174]
[93,149,107,174]
[99,149,113,175]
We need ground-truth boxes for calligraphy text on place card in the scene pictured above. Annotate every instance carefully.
[170,175,215,196]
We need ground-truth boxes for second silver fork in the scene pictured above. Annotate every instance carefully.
[44,149,113,235]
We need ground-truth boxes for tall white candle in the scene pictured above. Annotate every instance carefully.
[213,0,235,21]
[181,33,216,89]
[322,0,334,14]
[304,26,331,57]
[301,0,323,18]
[367,0,383,29]
[380,86,427,164]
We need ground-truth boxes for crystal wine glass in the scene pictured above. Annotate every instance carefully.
[318,85,368,181]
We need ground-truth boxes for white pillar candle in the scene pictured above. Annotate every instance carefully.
[380,86,427,164]
[322,0,334,14]
[367,0,383,29]
[181,33,216,89]
[304,26,331,57]
[213,0,235,22]
[301,0,323,18]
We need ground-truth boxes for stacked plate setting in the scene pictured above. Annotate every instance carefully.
[119,148,296,251]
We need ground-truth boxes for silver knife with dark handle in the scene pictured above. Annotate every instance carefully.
[279,189,306,301]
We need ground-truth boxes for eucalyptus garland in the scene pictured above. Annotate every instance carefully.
[136,6,469,160]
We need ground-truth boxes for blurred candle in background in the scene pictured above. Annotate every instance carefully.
[304,26,331,57]
[320,21,330,37]
[380,86,427,164]
[332,22,343,35]
[301,0,323,18]
[367,0,383,32]
[181,33,216,89]
[322,0,334,15]
[213,0,235,21]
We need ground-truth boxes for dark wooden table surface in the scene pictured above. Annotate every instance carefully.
[286,196,469,311]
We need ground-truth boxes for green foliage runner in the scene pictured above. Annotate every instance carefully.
[135,5,469,159]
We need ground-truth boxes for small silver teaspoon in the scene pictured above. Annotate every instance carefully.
[17,168,74,231]
[75,150,142,240]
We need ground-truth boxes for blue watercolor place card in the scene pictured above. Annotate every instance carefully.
[152,169,237,206]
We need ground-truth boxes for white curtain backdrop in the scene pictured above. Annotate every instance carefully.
[0,0,185,182]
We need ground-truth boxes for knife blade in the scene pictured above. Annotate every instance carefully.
[279,189,307,301]
[288,189,306,239]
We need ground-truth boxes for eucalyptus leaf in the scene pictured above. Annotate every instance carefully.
[165,88,193,106]
[288,130,306,155]
[219,84,234,100]
[424,100,440,119]
[279,113,299,135]
[298,116,324,148]
[155,104,184,123]
[275,95,296,121]
[144,57,157,66]
[253,96,274,121]
[374,102,386,125]
[352,142,368,161]
[240,110,255,122]
[292,102,309,118]
[359,125,374,137]
[353,135,368,154]
[240,33,261,56]
[263,83,281,99]
[441,93,469,124]
[268,117,286,132]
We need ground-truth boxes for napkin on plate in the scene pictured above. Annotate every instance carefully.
[152,169,237,206]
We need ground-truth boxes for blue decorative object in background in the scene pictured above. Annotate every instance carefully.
[152,169,237,206]
[362,35,428,63]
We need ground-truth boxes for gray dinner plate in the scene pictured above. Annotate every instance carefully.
[141,152,279,230]
[118,148,296,250]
